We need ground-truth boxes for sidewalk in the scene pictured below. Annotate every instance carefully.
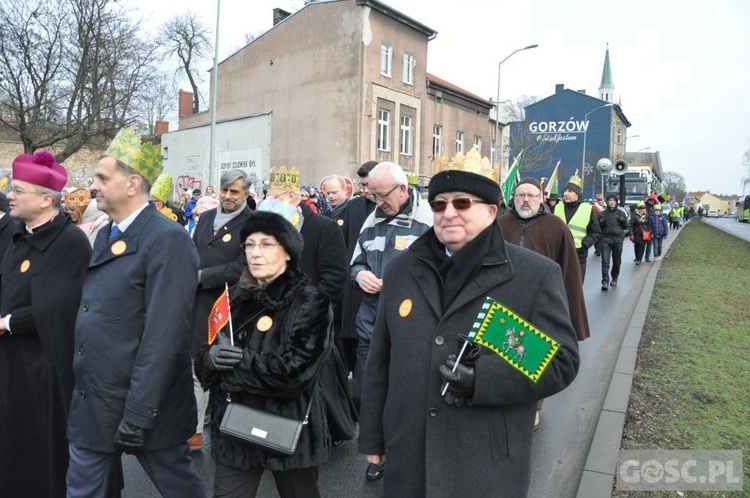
[575,227,681,497]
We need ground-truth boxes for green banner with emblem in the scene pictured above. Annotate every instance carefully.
[466,296,560,383]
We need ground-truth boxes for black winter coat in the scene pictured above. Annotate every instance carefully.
[0,214,91,497]
[358,223,580,497]
[196,267,333,471]
[192,204,254,355]
[598,207,630,242]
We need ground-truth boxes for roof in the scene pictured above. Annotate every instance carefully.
[356,0,437,38]
[426,73,493,108]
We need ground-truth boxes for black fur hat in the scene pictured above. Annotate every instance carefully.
[239,211,304,266]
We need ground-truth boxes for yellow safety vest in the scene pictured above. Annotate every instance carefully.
[555,202,593,249]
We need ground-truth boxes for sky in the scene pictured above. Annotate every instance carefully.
[126,0,750,195]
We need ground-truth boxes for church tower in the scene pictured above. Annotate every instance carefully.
[598,44,615,103]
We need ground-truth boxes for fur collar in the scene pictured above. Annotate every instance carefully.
[235,266,310,311]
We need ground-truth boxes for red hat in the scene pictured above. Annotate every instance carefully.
[12,151,68,191]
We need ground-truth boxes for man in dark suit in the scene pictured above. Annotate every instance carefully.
[339,161,378,371]
[190,169,254,451]
[0,152,91,497]
[66,128,205,497]
[0,192,21,261]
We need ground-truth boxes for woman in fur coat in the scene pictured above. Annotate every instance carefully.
[196,211,333,498]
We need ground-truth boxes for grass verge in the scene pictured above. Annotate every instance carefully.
[614,220,750,497]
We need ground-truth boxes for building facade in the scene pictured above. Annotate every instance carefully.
[177,0,495,186]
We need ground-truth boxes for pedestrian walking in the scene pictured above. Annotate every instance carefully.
[358,152,580,497]
[597,193,630,290]
[648,203,669,261]
[66,128,205,497]
[629,201,649,265]
[554,174,601,282]
[0,151,91,497]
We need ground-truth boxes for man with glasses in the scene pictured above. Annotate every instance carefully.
[0,151,91,497]
[190,169,254,452]
[358,162,580,497]
[350,161,433,481]
[498,177,590,430]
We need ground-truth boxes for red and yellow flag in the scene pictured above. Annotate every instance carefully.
[208,286,230,345]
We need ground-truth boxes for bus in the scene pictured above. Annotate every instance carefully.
[737,195,750,223]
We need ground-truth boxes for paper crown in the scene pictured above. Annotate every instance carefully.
[432,146,499,182]
[406,172,419,186]
[269,166,301,191]
[566,174,583,189]
[106,127,164,184]
[66,188,91,208]
[150,172,173,203]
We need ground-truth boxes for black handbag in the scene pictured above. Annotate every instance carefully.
[219,392,314,455]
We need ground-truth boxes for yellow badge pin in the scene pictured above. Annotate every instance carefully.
[399,299,413,317]
[20,260,31,273]
[222,233,232,243]
[257,316,273,332]
[111,240,127,255]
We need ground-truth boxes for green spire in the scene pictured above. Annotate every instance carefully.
[599,43,614,91]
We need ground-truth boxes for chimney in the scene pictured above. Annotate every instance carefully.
[577,89,587,95]
[179,90,194,117]
[155,120,169,135]
[273,8,292,26]
[555,84,564,94]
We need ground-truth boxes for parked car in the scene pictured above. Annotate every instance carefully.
[706,210,719,218]
[723,212,737,219]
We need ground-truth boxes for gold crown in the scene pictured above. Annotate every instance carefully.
[269,166,301,191]
[405,172,419,185]
[65,188,91,208]
[432,146,499,181]
[566,174,583,189]
[150,172,173,203]
[106,127,164,184]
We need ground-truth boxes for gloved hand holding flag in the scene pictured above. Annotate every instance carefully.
[208,283,233,346]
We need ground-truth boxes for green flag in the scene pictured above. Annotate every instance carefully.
[501,151,523,204]
[466,296,560,383]
[547,160,560,198]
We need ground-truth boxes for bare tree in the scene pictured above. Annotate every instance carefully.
[661,171,687,203]
[135,72,177,134]
[0,0,158,161]
[161,11,212,114]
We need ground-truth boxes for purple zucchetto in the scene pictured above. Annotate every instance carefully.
[12,151,68,191]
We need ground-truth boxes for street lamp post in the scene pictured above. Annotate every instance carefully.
[208,0,221,187]
[494,44,538,166]
[581,102,613,197]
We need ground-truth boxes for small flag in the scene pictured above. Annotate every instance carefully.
[547,160,560,198]
[501,150,523,204]
[208,285,230,345]
[466,297,560,383]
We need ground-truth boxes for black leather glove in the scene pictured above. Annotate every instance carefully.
[205,342,243,371]
[114,420,145,454]
[439,336,481,407]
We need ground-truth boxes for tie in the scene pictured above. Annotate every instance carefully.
[109,225,122,239]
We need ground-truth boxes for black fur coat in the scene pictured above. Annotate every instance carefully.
[196,266,333,471]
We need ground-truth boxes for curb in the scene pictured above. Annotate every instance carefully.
[575,226,682,497]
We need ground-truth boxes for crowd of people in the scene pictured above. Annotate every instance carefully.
[0,134,689,497]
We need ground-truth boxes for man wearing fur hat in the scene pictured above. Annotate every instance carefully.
[66,128,205,496]
[358,155,580,496]
[554,174,601,282]
[0,151,91,497]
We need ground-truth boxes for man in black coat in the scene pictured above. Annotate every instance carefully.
[0,151,91,497]
[190,169,254,451]
[0,192,21,260]
[66,128,205,497]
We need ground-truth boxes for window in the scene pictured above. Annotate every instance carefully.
[400,115,412,156]
[433,125,443,157]
[456,131,464,153]
[377,109,391,151]
[474,136,482,152]
[402,53,414,85]
[380,44,392,77]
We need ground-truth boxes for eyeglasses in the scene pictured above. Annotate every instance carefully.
[371,184,400,202]
[242,242,281,253]
[514,193,541,200]
[429,197,488,212]
[10,187,44,196]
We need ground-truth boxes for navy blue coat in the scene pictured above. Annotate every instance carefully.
[67,204,199,452]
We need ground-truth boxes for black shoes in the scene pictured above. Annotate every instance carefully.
[601,280,609,291]
[366,462,384,481]
[610,279,617,287]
